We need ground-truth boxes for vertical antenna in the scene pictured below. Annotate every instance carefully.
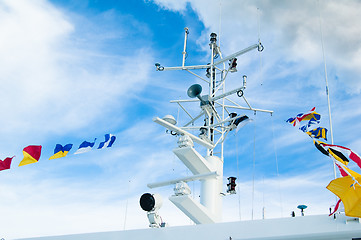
[271,116,283,217]
[251,115,256,220]
[209,32,218,156]
[257,7,261,42]
[257,7,264,86]
[262,176,265,219]
[123,180,131,230]
[218,0,222,46]
[182,27,189,67]
[236,131,242,220]
[318,0,336,179]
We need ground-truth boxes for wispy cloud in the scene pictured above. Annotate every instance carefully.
[0,0,154,140]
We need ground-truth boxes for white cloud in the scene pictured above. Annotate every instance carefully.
[0,0,154,142]
[151,0,188,12]
[153,0,361,94]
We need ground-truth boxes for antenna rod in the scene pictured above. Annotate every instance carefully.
[209,32,218,155]
[182,27,189,67]
[318,0,336,180]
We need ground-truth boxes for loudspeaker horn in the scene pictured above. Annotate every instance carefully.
[187,84,202,98]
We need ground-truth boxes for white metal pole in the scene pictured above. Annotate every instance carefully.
[182,27,189,67]
[318,0,336,179]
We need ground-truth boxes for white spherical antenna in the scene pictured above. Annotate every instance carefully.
[162,115,177,125]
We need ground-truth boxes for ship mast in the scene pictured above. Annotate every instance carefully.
[148,28,272,225]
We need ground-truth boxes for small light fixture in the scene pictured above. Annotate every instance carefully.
[155,63,164,71]
[234,115,249,127]
[227,177,237,194]
[229,58,237,72]
[205,63,211,78]
[242,75,247,89]
[199,127,207,136]
[229,112,237,118]
[140,193,166,228]
[210,33,217,44]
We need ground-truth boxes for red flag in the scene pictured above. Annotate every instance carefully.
[0,156,14,171]
[18,145,42,167]
[329,199,342,216]
[335,162,348,177]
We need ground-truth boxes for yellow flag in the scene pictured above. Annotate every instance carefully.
[327,175,361,218]
[49,151,67,160]
[342,166,361,178]
[18,152,38,166]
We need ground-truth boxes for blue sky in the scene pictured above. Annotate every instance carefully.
[1,0,361,239]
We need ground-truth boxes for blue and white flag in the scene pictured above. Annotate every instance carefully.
[98,134,116,149]
[74,139,96,154]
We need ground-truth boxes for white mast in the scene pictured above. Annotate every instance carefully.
[151,28,271,224]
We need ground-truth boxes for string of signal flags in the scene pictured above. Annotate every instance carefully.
[287,107,361,218]
[0,134,116,172]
